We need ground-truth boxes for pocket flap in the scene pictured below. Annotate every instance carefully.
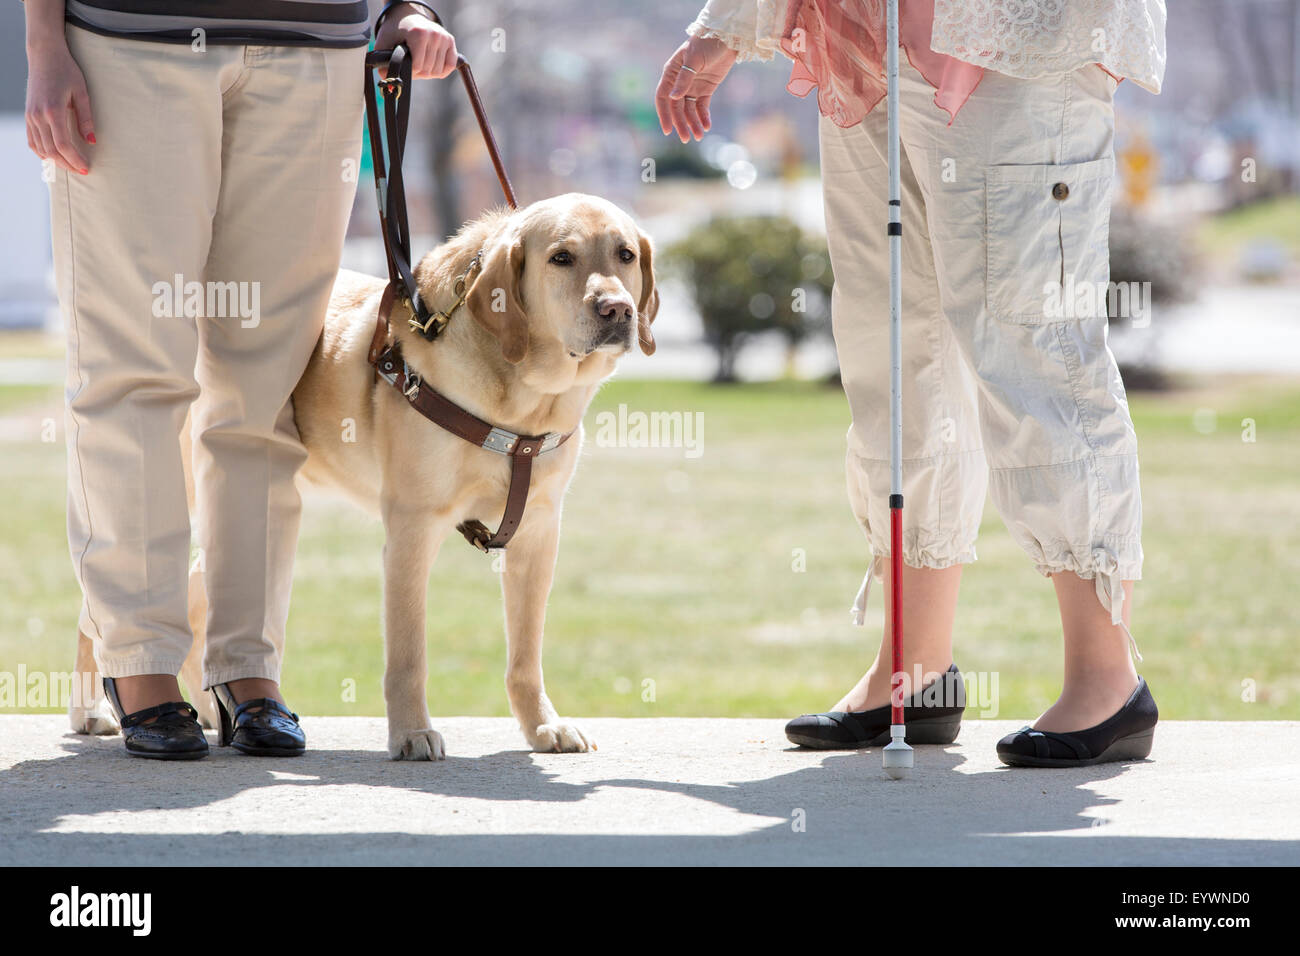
[986,157,1116,324]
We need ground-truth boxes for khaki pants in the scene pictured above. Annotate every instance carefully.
[51,27,364,686]
[822,61,1142,628]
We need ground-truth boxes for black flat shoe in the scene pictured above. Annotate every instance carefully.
[785,664,966,749]
[102,677,209,760]
[212,683,306,757]
[996,677,1158,768]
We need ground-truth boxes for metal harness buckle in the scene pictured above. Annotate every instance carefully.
[407,253,481,340]
[456,519,493,553]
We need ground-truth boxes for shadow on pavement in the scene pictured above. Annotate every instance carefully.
[5,729,1294,865]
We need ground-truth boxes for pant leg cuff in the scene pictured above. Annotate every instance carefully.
[865,532,980,571]
[202,664,282,691]
[97,659,187,679]
[851,539,978,625]
[1034,543,1143,626]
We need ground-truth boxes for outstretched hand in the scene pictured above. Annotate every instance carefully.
[654,35,737,143]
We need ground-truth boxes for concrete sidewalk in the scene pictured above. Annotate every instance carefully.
[2,716,1296,866]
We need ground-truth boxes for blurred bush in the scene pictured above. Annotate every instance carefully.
[666,215,832,382]
[1108,212,1201,320]
[650,145,724,180]
[1107,212,1203,390]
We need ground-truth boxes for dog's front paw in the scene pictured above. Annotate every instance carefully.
[527,722,595,754]
[69,697,119,736]
[388,728,446,761]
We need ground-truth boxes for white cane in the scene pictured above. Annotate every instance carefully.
[880,0,913,781]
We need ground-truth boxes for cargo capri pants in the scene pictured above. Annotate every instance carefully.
[823,60,1143,641]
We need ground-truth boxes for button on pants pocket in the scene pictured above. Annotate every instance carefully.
[985,156,1115,324]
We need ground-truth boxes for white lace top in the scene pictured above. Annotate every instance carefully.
[687,0,1168,94]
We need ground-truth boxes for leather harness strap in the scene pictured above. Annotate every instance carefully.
[364,35,562,553]
[364,44,428,337]
[372,344,572,551]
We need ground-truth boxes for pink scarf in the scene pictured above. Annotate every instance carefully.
[780,0,983,127]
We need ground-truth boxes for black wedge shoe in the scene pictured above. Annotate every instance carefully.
[996,677,1158,768]
[211,684,306,757]
[785,664,966,749]
[102,677,209,760]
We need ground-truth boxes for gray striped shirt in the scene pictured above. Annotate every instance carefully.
[66,0,375,48]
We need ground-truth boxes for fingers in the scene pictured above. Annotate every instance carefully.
[695,93,714,133]
[664,89,710,143]
[71,82,96,145]
[668,96,691,143]
[668,63,694,100]
[666,53,700,142]
[32,120,68,174]
[25,118,53,172]
[676,98,696,143]
[46,105,89,174]
[414,32,438,77]
[410,37,455,79]
[681,96,706,140]
[657,68,703,142]
[654,58,680,136]
[404,23,457,79]
[431,36,458,78]
[28,108,84,175]
[409,37,431,77]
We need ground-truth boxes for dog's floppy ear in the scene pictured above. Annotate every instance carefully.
[636,230,659,357]
[466,235,528,364]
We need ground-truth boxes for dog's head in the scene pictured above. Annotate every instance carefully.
[461,193,658,373]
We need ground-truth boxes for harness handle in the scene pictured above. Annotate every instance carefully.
[454,55,518,210]
[364,45,422,331]
[363,45,517,345]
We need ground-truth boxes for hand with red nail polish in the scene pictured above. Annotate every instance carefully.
[24,17,97,176]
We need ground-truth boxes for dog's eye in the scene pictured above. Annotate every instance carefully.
[549,251,574,266]
[619,248,636,264]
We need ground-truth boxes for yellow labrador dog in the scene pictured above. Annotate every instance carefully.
[69,193,657,759]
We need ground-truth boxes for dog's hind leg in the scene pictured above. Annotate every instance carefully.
[68,613,118,735]
[502,512,594,754]
[175,408,217,729]
[179,562,217,729]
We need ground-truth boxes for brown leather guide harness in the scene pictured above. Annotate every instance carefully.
[363,42,572,553]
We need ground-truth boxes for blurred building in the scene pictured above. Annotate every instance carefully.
[0,3,54,330]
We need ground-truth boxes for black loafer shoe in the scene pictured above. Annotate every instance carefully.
[212,684,306,757]
[102,677,209,760]
[785,664,966,749]
[997,676,1158,768]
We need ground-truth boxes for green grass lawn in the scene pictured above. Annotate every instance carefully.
[2,375,1297,721]
[1198,195,1300,262]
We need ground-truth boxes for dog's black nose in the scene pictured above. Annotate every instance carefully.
[596,297,633,322]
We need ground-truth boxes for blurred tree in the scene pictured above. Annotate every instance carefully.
[667,216,833,382]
